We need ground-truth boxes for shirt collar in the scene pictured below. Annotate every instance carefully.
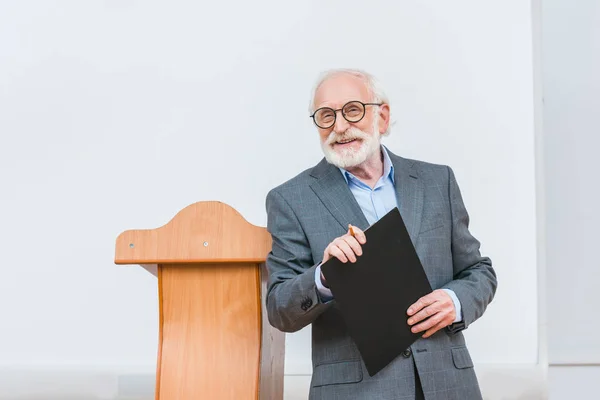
[338,145,395,184]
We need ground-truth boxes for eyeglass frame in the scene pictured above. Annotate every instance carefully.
[309,101,383,129]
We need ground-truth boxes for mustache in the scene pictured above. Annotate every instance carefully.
[325,127,369,145]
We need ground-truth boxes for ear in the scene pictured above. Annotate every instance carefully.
[378,103,391,134]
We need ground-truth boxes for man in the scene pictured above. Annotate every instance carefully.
[265,69,497,400]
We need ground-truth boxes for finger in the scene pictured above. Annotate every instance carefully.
[407,293,437,316]
[334,239,357,263]
[411,313,443,334]
[341,235,363,257]
[422,319,448,338]
[430,290,456,318]
[407,302,439,325]
[349,225,367,244]
[328,245,348,263]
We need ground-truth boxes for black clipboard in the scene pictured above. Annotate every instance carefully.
[320,207,433,376]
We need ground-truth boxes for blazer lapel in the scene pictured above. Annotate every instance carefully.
[389,151,424,245]
[308,150,424,241]
[309,158,370,232]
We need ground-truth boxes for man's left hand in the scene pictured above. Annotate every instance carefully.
[407,289,456,338]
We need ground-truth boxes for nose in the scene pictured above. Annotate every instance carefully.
[333,110,350,133]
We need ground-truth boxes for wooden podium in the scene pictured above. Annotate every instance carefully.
[114,201,285,400]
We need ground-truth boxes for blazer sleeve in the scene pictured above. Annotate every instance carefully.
[442,166,498,334]
[264,188,333,333]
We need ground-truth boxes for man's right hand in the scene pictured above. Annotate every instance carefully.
[320,225,367,286]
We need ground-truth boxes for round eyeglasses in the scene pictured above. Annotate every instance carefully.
[309,101,383,129]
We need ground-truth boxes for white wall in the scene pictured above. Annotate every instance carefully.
[542,0,600,398]
[0,1,542,398]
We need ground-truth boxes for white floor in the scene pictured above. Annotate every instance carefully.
[0,365,594,399]
[547,366,598,400]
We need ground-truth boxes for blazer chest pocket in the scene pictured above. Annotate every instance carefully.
[419,213,446,234]
[312,360,363,387]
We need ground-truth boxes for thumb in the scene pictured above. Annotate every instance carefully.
[348,224,367,244]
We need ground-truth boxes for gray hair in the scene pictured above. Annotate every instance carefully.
[308,68,391,135]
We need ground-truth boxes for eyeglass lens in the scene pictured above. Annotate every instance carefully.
[314,101,365,129]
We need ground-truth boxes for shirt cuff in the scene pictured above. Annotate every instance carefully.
[315,263,334,302]
[442,288,463,323]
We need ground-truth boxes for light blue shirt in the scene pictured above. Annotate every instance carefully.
[314,146,462,322]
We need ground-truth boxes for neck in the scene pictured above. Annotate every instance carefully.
[345,148,384,186]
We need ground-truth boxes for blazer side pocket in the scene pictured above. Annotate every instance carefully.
[451,346,474,369]
[311,360,364,387]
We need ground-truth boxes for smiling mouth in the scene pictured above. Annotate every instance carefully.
[335,138,357,145]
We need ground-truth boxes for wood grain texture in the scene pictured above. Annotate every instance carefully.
[155,266,164,400]
[258,262,286,400]
[114,201,271,264]
[158,263,261,399]
[114,201,285,399]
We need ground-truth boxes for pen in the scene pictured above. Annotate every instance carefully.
[348,224,356,237]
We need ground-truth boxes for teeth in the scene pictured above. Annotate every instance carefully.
[338,139,354,144]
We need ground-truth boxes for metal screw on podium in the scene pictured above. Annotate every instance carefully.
[129,243,134,248]
[203,242,209,247]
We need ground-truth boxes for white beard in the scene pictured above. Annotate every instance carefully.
[320,115,381,169]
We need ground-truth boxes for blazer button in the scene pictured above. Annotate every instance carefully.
[301,298,313,311]
[402,349,412,358]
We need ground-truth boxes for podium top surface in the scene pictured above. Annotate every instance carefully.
[114,201,271,264]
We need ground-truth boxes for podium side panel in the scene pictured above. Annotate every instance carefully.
[258,262,286,400]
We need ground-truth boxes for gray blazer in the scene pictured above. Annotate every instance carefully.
[265,149,497,400]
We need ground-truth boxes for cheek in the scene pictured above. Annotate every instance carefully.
[356,116,374,131]
[319,129,332,142]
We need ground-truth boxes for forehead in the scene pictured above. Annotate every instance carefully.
[314,74,371,109]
